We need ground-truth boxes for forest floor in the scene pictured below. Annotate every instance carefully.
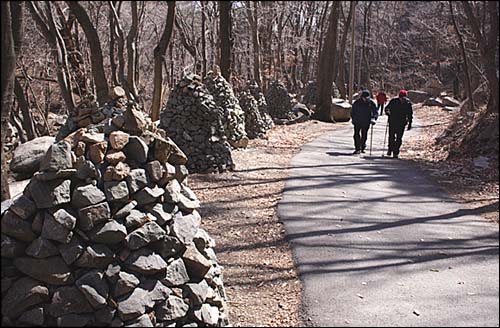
[189,104,498,327]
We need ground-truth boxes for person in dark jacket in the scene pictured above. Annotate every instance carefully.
[350,89,378,154]
[385,89,413,158]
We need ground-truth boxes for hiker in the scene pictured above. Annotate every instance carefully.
[376,90,387,116]
[351,89,378,154]
[385,89,413,158]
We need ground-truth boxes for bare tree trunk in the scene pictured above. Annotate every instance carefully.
[462,1,498,113]
[449,2,474,112]
[201,1,207,77]
[109,1,129,97]
[219,1,232,81]
[126,1,139,99]
[337,1,356,98]
[109,2,119,86]
[348,2,357,104]
[1,1,17,201]
[246,1,262,86]
[150,1,176,121]
[14,78,37,140]
[314,2,340,122]
[67,1,109,104]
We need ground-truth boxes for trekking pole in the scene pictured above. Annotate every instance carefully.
[382,119,389,157]
[369,123,374,156]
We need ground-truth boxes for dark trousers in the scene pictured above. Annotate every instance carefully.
[378,103,385,115]
[388,123,406,155]
[353,124,370,151]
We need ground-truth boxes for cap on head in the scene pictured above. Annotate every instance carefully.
[399,89,408,97]
[361,90,370,98]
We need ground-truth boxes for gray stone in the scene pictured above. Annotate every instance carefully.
[171,212,201,245]
[41,212,73,244]
[1,276,16,294]
[9,136,55,175]
[95,307,116,324]
[31,212,44,234]
[72,184,106,208]
[126,169,149,193]
[1,277,49,318]
[193,228,216,251]
[17,307,44,326]
[161,258,190,287]
[407,90,430,103]
[146,161,165,183]
[114,200,138,219]
[75,159,100,180]
[152,235,185,259]
[105,263,122,283]
[193,304,219,326]
[186,280,210,305]
[39,141,73,172]
[25,237,59,258]
[178,193,201,210]
[123,105,147,135]
[76,270,109,309]
[90,220,127,244]
[56,314,93,327]
[441,96,460,107]
[182,243,212,280]
[155,295,189,322]
[114,271,140,298]
[1,198,13,216]
[145,203,173,226]
[104,180,130,202]
[1,210,36,242]
[81,132,105,143]
[34,168,77,181]
[58,235,85,265]
[48,286,93,317]
[164,179,182,203]
[117,288,153,321]
[125,248,168,276]
[14,257,73,285]
[134,185,165,206]
[124,209,152,230]
[75,244,115,268]
[124,136,148,164]
[52,208,77,230]
[174,165,189,183]
[78,201,111,231]
[9,195,36,219]
[126,313,153,327]
[29,178,71,209]
[1,233,26,258]
[109,131,130,150]
[125,221,167,250]
[141,279,172,304]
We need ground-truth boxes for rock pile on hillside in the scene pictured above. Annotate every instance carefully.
[203,71,248,148]
[247,81,273,130]
[301,81,341,108]
[160,73,234,174]
[264,81,295,120]
[1,97,230,327]
[238,91,269,139]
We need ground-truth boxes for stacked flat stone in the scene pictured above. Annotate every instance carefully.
[237,91,268,139]
[246,81,273,130]
[302,81,341,107]
[264,81,295,120]
[56,87,129,142]
[1,100,230,327]
[160,73,234,174]
[203,71,248,149]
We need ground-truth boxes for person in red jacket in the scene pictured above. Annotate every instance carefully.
[375,90,387,116]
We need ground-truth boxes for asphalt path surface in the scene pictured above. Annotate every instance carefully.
[278,115,499,327]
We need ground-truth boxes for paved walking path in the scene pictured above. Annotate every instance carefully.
[278,115,499,327]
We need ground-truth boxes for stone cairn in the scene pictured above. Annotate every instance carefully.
[237,91,268,139]
[264,80,295,120]
[203,71,248,149]
[246,81,273,130]
[160,73,234,174]
[301,80,341,109]
[1,95,230,327]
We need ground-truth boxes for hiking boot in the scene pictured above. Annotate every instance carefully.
[361,149,366,153]
[393,153,399,159]
[353,150,361,154]
[386,151,392,156]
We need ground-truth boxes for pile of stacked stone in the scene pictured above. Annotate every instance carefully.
[56,87,129,142]
[237,91,269,139]
[247,81,273,130]
[1,100,230,326]
[302,81,341,108]
[264,80,295,120]
[203,71,248,149]
[160,73,234,174]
